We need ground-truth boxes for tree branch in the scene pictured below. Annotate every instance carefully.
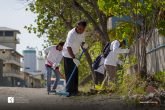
[59,14,73,29]
[72,0,108,44]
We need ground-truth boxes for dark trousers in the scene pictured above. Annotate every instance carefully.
[95,72,105,85]
[64,57,78,95]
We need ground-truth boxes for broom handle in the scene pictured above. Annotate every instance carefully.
[65,50,85,87]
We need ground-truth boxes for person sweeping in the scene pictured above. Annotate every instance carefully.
[62,20,88,96]
[44,42,65,93]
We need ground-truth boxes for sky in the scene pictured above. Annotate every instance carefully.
[0,0,47,55]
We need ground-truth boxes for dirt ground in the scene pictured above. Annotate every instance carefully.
[0,87,164,110]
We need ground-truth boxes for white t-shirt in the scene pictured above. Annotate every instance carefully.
[62,28,85,58]
[44,45,63,66]
[94,57,105,74]
[104,40,129,66]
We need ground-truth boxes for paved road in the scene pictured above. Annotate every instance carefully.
[0,87,164,110]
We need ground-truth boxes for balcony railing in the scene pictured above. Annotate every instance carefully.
[0,37,20,44]
[2,57,20,63]
[3,71,24,79]
[1,57,22,67]
[4,69,20,73]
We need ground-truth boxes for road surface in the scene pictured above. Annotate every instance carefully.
[0,87,164,110]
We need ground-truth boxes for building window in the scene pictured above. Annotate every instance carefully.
[5,31,14,36]
[2,51,5,54]
[0,31,3,36]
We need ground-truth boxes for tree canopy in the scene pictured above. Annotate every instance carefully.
[98,0,165,75]
[25,0,165,81]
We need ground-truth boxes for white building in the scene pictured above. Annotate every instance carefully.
[37,56,45,74]
[23,47,36,72]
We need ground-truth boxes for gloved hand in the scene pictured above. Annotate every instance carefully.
[73,58,80,67]
[117,60,123,65]
[125,49,130,53]
[82,43,88,49]
[52,63,57,69]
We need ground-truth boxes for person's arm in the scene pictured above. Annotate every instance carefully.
[116,48,130,54]
[66,30,80,66]
[67,47,75,59]
[117,59,123,65]
[67,46,80,67]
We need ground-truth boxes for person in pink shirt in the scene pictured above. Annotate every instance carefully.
[44,42,65,93]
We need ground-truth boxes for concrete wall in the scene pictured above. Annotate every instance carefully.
[0,32,18,50]
[0,50,21,63]
[0,59,3,79]
[0,77,12,86]
[0,50,10,58]
[22,72,44,88]
[0,76,25,87]
[28,76,43,88]
[0,50,21,73]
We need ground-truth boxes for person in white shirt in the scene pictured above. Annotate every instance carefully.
[94,56,105,85]
[102,40,129,87]
[62,20,88,96]
[44,42,65,92]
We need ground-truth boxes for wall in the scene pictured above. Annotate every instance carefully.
[0,32,18,50]
[28,77,42,88]
[0,59,3,79]
[0,50,10,58]
[0,50,21,73]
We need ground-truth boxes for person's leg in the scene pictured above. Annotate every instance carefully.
[107,65,116,83]
[105,65,111,85]
[46,66,52,92]
[95,71,99,85]
[64,57,76,94]
[64,57,70,83]
[72,67,78,95]
[98,73,104,84]
[52,69,61,90]
[104,65,117,86]
[101,65,109,88]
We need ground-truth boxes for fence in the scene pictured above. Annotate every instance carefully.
[146,30,165,74]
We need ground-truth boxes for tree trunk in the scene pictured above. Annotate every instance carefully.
[136,37,147,78]
[139,44,147,78]
[84,49,96,84]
